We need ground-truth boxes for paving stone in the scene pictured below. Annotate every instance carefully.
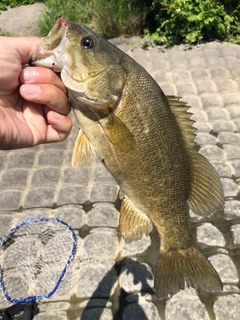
[212,120,235,133]
[222,92,240,107]
[23,186,56,208]
[209,67,229,79]
[218,132,240,145]
[57,185,88,205]
[229,159,240,177]
[199,145,223,161]
[230,224,240,246]
[194,133,217,145]
[120,236,151,256]
[165,288,210,320]
[6,149,37,168]
[122,293,160,320]
[171,68,190,82]
[209,254,239,284]
[84,228,119,259]
[176,82,196,95]
[62,166,91,185]
[89,184,119,203]
[214,294,240,320]
[226,104,240,118]
[224,200,240,219]
[35,312,66,320]
[93,165,116,183]
[77,260,117,298]
[194,120,212,132]
[0,190,22,211]
[87,203,119,228]
[0,169,29,188]
[220,178,239,198]
[191,67,209,80]
[39,301,70,312]
[79,299,112,308]
[211,161,233,178]
[223,145,240,160]
[0,214,15,238]
[119,259,154,293]
[196,223,226,247]
[223,285,240,293]
[54,205,84,229]
[153,68,171,83]
[38,149,65,166]
[233,118,240,132]
[215,79,238,93]
[31,167,60,186]
[201,93,223,109]
[79,307,113,320]
[195,81,217,94]
[0,152,8,171]
[205,107,229,121]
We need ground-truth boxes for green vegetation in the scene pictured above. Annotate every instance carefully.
[38,0,152,38]
[0,0,41,11]
[0,0,239,45]
[144,0,240,45]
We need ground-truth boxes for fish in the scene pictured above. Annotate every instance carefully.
[30,17,224,299]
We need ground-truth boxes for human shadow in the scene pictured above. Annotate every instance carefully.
[79,258,154,320]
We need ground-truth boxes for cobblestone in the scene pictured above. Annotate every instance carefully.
[165,288,210,320]
[196,223,226,247]
[214,295,240,320]
[209,254,239,284]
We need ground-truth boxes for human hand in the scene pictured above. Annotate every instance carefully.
[0,36,72,150]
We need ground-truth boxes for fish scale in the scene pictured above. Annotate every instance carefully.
[30,17,224,300]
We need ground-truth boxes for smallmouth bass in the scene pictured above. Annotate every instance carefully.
[30,17,224,299]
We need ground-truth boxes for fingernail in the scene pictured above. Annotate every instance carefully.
[21,68,37,82]
[22,84,41,95]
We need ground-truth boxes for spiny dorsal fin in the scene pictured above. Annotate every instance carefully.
[167,96,224,216]
[167,96,197,148]
[187,149,224,216]
[120,195,153,243]
[72,129,93,167]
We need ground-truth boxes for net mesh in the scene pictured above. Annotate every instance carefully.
[0,218,88,304]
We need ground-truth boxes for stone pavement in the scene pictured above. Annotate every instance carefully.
[1,22,240,320]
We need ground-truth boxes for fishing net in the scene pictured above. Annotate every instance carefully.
[0,218,88,305]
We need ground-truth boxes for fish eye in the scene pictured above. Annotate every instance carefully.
[81,37,95,49]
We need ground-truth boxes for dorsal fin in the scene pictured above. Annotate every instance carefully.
[167,96,224,216]
[120,194,153,243]
[72,129,93,167]
[167,96,197,148]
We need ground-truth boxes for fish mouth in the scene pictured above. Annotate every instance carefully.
[29,17,67,72]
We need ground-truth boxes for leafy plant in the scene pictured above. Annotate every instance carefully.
[144,0,240,45]
[0,0,41,11]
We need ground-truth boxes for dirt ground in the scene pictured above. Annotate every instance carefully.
[0,3,45,36]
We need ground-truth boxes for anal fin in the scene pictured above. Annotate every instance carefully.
[120,196,153,243]
[72,129,93,167]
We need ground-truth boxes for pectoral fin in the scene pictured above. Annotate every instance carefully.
[72,129,93,167]
[99,114,135,153]
[120,195,153,243]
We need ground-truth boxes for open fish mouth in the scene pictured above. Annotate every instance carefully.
[29,17,68,72]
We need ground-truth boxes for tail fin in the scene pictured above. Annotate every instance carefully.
[154,247,222,300]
